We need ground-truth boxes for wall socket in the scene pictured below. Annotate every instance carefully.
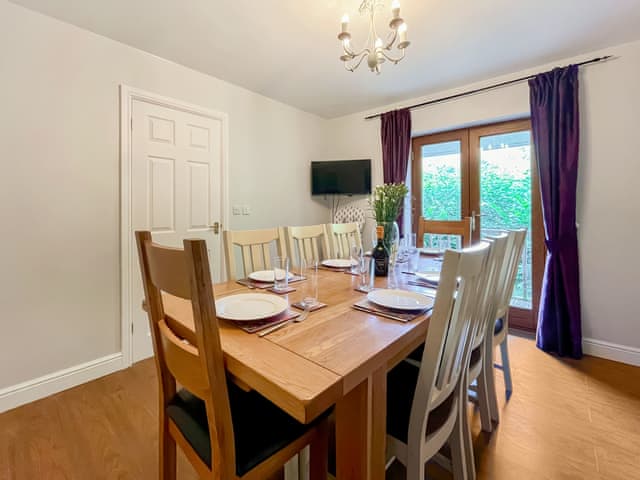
[242,205,251,215]
[232,205,242,215]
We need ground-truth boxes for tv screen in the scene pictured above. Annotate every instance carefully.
[311,160,371,195]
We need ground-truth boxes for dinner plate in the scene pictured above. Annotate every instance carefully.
[321,258,357,268]
[415,272,441,284]
[248,269,290,283]
[367,289,434,311]
[215,293,288,321]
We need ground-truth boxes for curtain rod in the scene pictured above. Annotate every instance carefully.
[364,55,613,120]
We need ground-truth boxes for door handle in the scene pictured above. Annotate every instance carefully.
[211,222,221,234]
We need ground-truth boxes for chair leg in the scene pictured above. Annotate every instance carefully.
[500,338,513,397]
[460,394,476,480]
[406,458,426,480]
[450,411,470,480]
[309,420,329,480]
[476,366,493,433]
[486,347,500,424]
[160,416,177,480]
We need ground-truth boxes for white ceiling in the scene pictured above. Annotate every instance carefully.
[11,0,640,118]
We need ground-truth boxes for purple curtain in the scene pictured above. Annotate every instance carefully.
[381,108,412,235]
[529,65,582,359]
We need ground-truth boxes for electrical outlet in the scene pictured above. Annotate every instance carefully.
[232,205,242,215]
[242,205,251,215]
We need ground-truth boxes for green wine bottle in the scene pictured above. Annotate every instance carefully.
[373,225,389,277]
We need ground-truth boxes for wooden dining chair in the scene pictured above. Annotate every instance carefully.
[285,224,331,269]
[417,217,472,249]
[486,229,527,423]
[385,242,490,480]
[325,222,362,259]
[223,228,287,281]
[135,231,329,480]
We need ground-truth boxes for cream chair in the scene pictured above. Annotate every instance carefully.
[223,228,287,281]
[385,242,491,480]
[325,222,362,259]
[487,229,527,422]
[285,224,331,269]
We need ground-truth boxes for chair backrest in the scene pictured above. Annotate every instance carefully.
[285,224,331,269]
[408,242,490,447]
[468,233,509,351]
[325,223,363,259]
[495,229,528,318]
[223,227,287,281]
[135,231,236,478]
[417,217,472,249]
[334,205,366,233]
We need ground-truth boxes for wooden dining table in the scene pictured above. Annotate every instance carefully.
[159,260,438,480]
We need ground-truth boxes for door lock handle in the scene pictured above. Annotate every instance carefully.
[211,222,221,234]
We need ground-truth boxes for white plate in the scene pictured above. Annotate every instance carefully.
[215,293,288,321]
[322,258,357,268]
[367,289,434,311]
[415,272,441,284]
[248,269,290,283]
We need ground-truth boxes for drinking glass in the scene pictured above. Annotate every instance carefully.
[350,243,363,273]
[300,258,319,307]
[272,256,289,292]
[359,256,374,292]
[406,233,419,273]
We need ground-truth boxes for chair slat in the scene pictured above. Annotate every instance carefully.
[146,242,191,299]
[223,228,286,280]
[417,218,472,249]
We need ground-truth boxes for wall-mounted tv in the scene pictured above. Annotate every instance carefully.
[311,159,372,195]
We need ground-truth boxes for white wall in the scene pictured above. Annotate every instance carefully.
[326,40,640,363]
[0,0,329,394]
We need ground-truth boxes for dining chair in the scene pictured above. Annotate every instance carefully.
[223,227,287,281]
[285,224,331,269]
[325,222,363,259]
[417,217,473,250]
[486,229,527,423]
[135,231,329,480]
[385,242,490,480]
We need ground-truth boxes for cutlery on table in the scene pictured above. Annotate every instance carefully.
[258,306,311,337]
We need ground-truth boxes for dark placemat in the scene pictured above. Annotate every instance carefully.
[352,298,432,323]
[291,301,327,312]
[230,309,300,334]
[267,286,296,294]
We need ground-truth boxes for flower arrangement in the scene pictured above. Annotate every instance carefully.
[369,183,409,223]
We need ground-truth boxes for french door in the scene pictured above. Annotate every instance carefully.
[412,119,543,331]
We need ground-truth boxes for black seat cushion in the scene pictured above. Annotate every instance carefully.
[167,383,322,476]
[494,317,504,335]
[386,361,456,444]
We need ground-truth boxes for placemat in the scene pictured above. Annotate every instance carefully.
[352,298,432,323]
[268,286,296,294]
[230,309,300,334]
[236,274,305,289]
[291,301,327,312]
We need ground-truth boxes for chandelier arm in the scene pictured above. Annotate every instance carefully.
[380,48,405,64]
[383,29,397,50]
[345,51,370,72]
[343,42,369,58]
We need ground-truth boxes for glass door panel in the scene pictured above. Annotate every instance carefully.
[478,130,533,308]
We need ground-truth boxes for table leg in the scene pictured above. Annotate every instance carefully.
[335,365,387,480]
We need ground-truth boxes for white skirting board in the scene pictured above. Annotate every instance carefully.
[0,353,124,414]
[583,338,640,367]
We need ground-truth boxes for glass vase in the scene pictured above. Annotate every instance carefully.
[371,221,400,266]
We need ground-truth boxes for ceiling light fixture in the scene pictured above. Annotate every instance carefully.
[338,0,410,74]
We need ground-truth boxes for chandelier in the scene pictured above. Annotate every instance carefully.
[338,0,410,74]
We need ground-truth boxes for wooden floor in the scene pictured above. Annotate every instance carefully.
[1,335,639,480]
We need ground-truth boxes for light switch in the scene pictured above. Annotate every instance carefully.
[232,205,242,215]
[242,205,251,215]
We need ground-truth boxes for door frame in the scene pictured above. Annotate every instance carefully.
[119,85,229,367]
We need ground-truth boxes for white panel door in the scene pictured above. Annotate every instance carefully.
[130,99,224,362]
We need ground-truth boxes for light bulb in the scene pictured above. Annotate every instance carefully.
[341,13,350,33]
[399,23,408,43]
[375,38,383,48]
[391,0,401,18]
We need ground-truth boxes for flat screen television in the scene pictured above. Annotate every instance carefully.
[311,159,371,195]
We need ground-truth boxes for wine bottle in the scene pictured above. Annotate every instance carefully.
[373,225,389,277]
